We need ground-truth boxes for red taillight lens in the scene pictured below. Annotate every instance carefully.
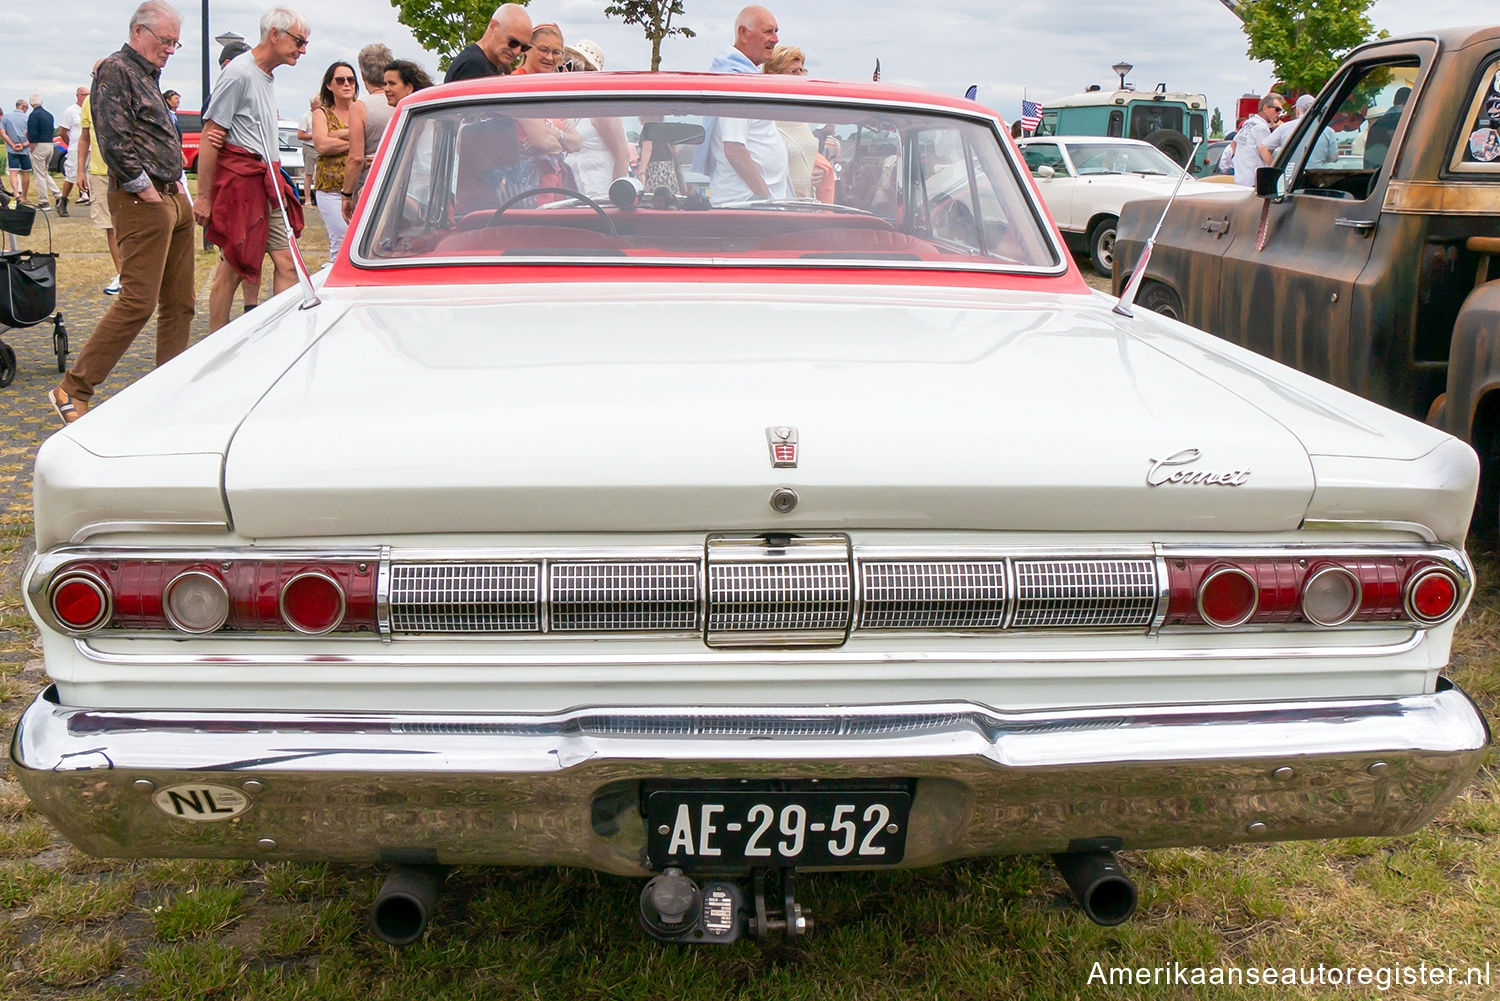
[1197,566,1258,627]
[50,571,110,631]
[279,571,347,634]
[1407,568,1459,624]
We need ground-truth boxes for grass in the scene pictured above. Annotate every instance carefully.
[0,209,1498,998]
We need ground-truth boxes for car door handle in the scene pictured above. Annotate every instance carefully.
[1200,217,1229,236]
[1335,217,1376,233]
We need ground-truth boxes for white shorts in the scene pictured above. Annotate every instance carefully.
[64,150,77,183]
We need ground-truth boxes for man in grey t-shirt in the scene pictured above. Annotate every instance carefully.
[195,5,307,332]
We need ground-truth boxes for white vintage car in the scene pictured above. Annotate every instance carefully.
[10,73,1489,945]
[1018,135,1224,277]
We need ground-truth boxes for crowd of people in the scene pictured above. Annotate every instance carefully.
[39,1,819,426]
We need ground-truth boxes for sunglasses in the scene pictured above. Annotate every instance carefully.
[283,30,309,49]
[506,36,533,53]
[332,75,356,84]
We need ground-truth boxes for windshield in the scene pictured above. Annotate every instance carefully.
[1065,142,1184,176]
[355,95,1061,271]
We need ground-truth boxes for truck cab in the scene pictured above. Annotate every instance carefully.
[1112,26,1500,524]
[1038,84,1208,165]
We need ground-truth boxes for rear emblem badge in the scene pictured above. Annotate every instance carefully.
[767,426,799,467]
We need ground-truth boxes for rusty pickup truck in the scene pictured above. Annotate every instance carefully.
[1113,26,1500,522]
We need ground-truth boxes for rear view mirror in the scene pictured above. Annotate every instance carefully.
[1254,165,1285,199]
[639,122,705,147]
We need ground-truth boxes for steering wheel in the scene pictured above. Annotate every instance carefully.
[487,186,617,236]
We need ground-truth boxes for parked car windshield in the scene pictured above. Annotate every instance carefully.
[1064,142,1185,177]
[355,96,1061,271]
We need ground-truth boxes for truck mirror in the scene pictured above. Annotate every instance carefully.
[1254,165,1285,200]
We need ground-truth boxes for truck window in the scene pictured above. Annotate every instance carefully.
[1128,105,1183,140]
[1450,54,1500,174]
[1107,110,1123,137]
[1285,60,1419,201]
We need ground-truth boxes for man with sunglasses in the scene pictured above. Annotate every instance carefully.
[49,0,193,424]
[444,3,534,82]
[1231,92,1286,187]
[196,5,309,333]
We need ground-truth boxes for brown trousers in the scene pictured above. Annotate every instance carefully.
[63,187,195,403]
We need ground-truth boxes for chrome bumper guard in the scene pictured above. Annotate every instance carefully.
[10,683,1489,875]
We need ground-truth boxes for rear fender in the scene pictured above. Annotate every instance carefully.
[1444,280,1500,445]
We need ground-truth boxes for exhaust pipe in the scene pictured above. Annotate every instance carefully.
[1052,850,1137,926]
[370,865,446,945]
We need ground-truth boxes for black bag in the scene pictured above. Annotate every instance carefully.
[0,201,36,236]
[0,251,58,328]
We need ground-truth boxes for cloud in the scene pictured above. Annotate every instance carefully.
[0,0,1483,129]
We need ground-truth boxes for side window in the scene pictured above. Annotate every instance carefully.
[1450,55,1500,173]
[1107,110,1123,137]
[1128,105,1183,140]
[1286,59,1420,201]
[1022,144,1065,174]
[1039,112,1057,136]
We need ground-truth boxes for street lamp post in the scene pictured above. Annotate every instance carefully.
[1112,61,1133,90]
[201,0,210,111]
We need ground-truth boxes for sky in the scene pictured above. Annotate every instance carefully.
[0,0,1488,130]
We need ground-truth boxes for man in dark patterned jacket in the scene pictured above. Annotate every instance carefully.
[50,0,195,425]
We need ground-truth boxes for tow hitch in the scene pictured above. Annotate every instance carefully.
[639,868,811,944]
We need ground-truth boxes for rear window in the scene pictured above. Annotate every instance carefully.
[176,112,202,132]
[354,95,1062,273]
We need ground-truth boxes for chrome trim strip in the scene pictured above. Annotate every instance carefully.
[375,546,392,642]
[1151,554,1171,632]
[1300,519,1439,543]
[72,630,1426,667]
[11,685,1487,872]
[67,520,229,544]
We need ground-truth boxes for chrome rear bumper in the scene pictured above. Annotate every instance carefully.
[10,683,1489,875]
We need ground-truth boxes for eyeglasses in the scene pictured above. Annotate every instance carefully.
[1270,104,1287,113]
[282,30,309,50]
[506,36,533,53]
[332,75,356,84]
[534,46,564,59]
[142,25,183,51]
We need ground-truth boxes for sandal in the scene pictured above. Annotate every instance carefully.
[49,387,84,425]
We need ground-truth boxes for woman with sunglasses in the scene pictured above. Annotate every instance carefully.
[311,61,365,253]
[499,24,581,206]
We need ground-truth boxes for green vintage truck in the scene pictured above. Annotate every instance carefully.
[1113,26,1500,524]
[1038,84,1209,166]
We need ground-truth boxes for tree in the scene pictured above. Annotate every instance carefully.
[390,0,528,72]
[1239,0,1383,96]
[604,0,695,71]
[1210,107,1224,137]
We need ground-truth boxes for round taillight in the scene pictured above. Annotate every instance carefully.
[163,570,230,634]
[280,571,346,634]
[1406,568,1460,624]
[50,570,111,632]
[1301,565,1361,627]
[1198,566,1258,628]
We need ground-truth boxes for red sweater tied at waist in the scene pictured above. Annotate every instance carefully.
[205,143,305,285]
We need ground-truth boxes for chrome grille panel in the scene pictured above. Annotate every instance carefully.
[706,535,852,647]
[388,563,540,634]
[549,562,699,632]
[383,545,1164,641]
[1012,559,1158,628]
[860,560,1007,629]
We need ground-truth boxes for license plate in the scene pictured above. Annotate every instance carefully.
[646,789,911,869]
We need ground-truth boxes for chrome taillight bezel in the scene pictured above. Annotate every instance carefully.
[46,568,112,634]
[279,570,349,635]
[1196,566,1259,629]
[162,570,232,634]
[1405,566,1462,625]
[1301,565,1363,628]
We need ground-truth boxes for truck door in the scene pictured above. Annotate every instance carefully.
[1213,47,1432,390]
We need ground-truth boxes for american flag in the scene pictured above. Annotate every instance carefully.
[1020,99,1043,131]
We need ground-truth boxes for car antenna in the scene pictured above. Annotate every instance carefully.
[263,159,321,311]
[1113,140,1200,318]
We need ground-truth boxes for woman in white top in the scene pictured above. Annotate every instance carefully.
[560,39,631,199]
[763,46,819,199]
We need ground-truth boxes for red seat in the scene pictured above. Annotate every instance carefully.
[753,228,936,256]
